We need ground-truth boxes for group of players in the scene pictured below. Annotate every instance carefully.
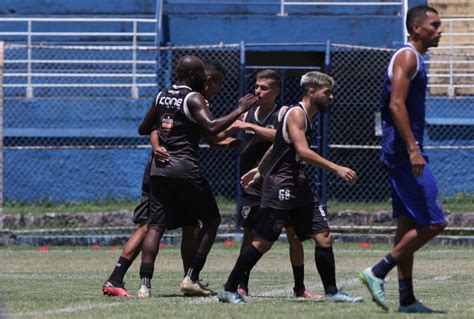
[101,5,446,313]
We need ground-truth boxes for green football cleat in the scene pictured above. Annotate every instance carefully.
[217,288,246,304]
[359,268,389,311]
[325,291,365,303]
[398,300,435,313]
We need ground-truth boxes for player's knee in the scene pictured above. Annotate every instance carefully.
[313,231,333,247]
[137,224,149,235]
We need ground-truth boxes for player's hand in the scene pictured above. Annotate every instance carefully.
[335,166,357,183]
[231,120,248,130]
[237,94,258,113]
[153,146,170,163]
[409,149,425,177]
[212,137,241,149]
[240,167,261,188]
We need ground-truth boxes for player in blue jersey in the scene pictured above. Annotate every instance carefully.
[359,6,447,313]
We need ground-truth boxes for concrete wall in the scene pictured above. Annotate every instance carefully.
[1,0,426,48]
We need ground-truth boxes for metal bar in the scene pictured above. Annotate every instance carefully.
[131,21,139,99]
[4,73,157,77]
[282,1,402,6]
[236,40,246,229]
[245,42,326,47]
[448,21,454,97]
[155,0,164,46]
[0,32,156,37]
[402,0,408,41]
[26,21,33,99]
[0,18,156,22]
[244,65,321,70]
[4,59,156,64]
[4,83,157,88]
[320,39,332,207]
[0,41,3,231]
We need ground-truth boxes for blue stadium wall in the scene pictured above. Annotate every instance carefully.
[4,0,472,203]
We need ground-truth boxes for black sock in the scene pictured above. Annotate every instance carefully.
[315,247,338,295]
[108,256,132,285]
[238,269,250,292]
[186,253,207,281]
[372,254,397,279]
[224,245,263,292]
[139,262,154,280]
[292,264,305,292]
[399,277,416,306]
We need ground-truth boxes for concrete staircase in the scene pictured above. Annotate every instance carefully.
[428,0,474,96]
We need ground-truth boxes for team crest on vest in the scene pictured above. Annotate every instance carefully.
[160,112,174,137]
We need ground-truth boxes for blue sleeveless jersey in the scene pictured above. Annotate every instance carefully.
[380,43,428,167]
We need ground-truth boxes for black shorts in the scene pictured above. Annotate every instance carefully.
[132,158,152,225]
[312,201,331,234]
[255,204,313,242]
[238,205,262,229]
[148,175,220,230]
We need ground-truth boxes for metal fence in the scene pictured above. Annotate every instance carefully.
[328,43,474,207]
[1,41,473,235]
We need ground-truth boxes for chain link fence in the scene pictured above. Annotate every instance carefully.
[1,42,473,242]
[328,44,474,209]
[2,43,241,213]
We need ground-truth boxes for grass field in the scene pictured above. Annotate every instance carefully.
[1,242,473,318]
[3,192,474,215]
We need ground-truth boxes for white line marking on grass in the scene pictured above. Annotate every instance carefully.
[433,276,452,281]
[251,277,364,299]
[184,296,219,304]
[11,302,122,317]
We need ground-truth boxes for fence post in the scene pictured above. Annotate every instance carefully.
[26,21,33,99]
[235,41,246,233]
[279,69,286,106]
[320,40,332,208]
[131,21,139,99]
[448,20,455,98]
[164,42,173,88]
[0,41,3,232]
[278,0,287,16]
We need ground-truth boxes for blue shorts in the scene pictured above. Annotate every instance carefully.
[388,163,446,227]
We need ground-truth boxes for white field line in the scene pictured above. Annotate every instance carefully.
[184,296,219,305]
[250,277,366,299]
[10,302,122,317]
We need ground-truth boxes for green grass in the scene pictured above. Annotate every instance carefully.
[1,243,473,318]
[3,192,473,216]
[2,196,237,216]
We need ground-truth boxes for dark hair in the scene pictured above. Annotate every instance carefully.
[256,69,281,89]
[204,60,226,78]
[406,5,438,35]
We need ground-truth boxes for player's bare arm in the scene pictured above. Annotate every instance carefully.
[206,135,240,148]
[149,129,169,162]
[390,50,426,177]
[188,93,257,135]
[288,109,357,183]
[233,120,276,142]
[138,97,158,135]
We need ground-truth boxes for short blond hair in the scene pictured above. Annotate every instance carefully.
[300,71,334,94]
